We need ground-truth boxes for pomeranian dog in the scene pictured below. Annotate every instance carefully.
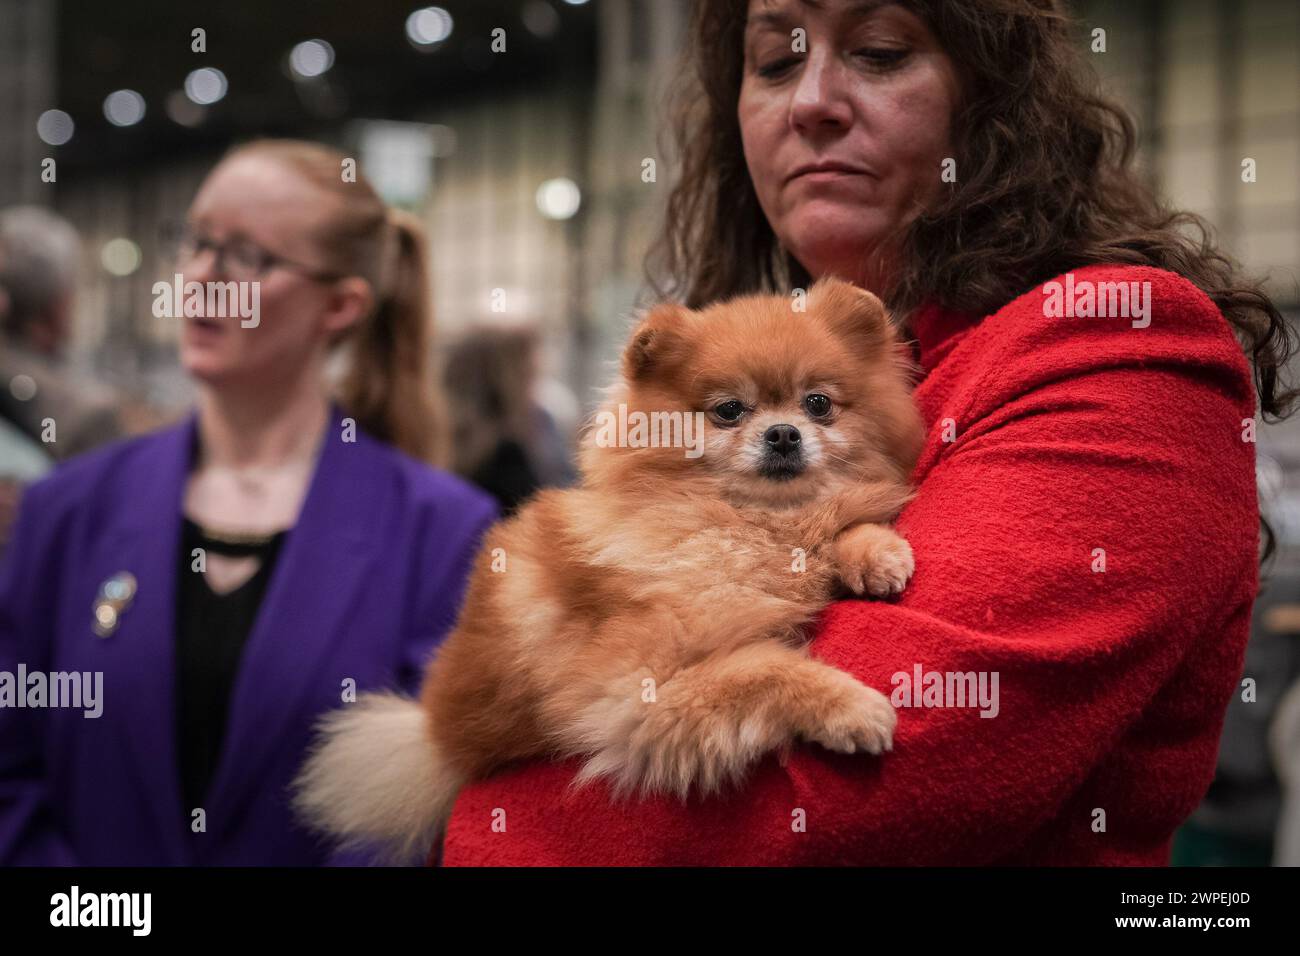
[293,276,924,860]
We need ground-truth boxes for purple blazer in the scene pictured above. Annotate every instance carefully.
[0,409,497,865]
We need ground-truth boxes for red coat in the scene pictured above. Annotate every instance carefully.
[441,264,1259,865]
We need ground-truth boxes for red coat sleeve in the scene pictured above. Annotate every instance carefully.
[441,267,1259,865]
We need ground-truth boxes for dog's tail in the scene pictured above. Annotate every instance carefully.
[292,692,463,863]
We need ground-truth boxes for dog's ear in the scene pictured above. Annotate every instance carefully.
[811,277,893,351]
[623,302,693,382]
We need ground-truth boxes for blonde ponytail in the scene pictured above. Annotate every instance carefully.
[339,208,448,466]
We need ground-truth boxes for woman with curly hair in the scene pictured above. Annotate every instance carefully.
[437,0,1295,865]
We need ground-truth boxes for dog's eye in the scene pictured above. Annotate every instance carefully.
[804,394,833,418]
[713,400,745,423]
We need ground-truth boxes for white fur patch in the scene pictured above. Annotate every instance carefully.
[292,692,461,864]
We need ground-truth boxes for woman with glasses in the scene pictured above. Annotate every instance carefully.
[0,139,497,865]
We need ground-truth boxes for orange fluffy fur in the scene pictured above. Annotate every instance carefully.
[294,277,924,860]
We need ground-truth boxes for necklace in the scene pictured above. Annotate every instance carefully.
[187,412,327,529]
[208,420,327,496]
[224,460,304,496]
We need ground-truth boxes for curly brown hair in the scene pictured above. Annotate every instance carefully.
[648,0,1297,427]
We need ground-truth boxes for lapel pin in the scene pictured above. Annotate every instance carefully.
[93,571,137,638]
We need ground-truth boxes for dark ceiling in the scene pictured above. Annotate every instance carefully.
[52,0,598,174]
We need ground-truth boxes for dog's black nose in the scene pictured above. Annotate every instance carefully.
[764,424,802,455]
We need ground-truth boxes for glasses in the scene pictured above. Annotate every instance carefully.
[172,224,344,282]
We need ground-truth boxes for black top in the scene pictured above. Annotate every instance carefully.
[470,438,541,516]
[175,517,288,811]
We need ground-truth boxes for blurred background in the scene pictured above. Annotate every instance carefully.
[0,0,1297,864]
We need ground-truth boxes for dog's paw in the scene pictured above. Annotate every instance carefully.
[835,524,914,598]
[803,673,897,756]
[576,727,754,802]
[575,694,784,801]
[861,536,913,597]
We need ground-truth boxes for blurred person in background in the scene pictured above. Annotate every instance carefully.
[0,206,124,461]
[0,424,49,559]
[0,139,496,865]
[1272,668,1300,864]
[0,261,52,557]
[441,322,577,515]
[1172,454,1300,864]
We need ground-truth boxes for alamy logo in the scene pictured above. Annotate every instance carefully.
[50,886,151,936]
[1041,272,1151,328]
[152,273,260,328]
[891,664,999,718]
[593,403,706,459]
[0,665,103,718]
